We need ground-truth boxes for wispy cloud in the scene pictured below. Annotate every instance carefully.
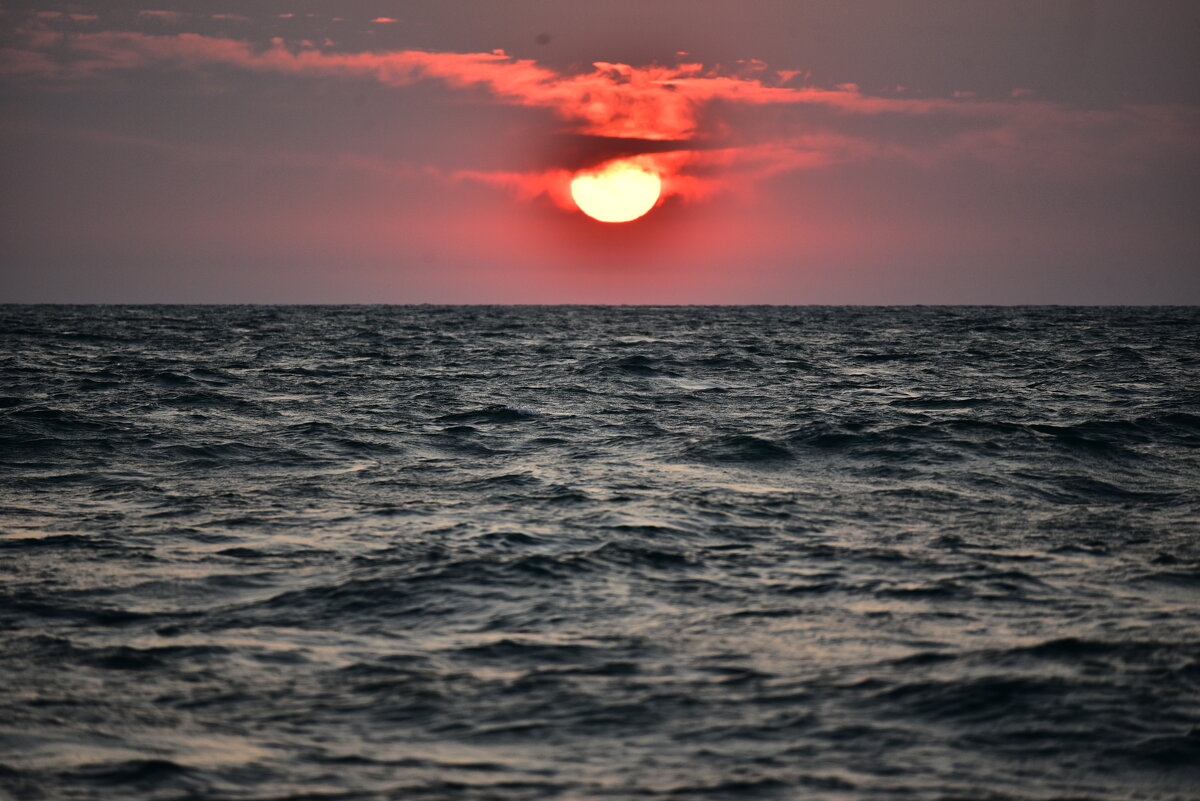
[3,24,1195,206]
[33,11,99,22]
[0,117,433,183]
[136,10,186,25]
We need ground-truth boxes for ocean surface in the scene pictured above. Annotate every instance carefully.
[1,305,1198,801]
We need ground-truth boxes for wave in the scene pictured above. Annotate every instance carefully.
[435,405,539,424]
[3,305,1198,801]
[683,434,793,463]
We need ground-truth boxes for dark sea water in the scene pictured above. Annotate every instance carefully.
[1,305,1199,801]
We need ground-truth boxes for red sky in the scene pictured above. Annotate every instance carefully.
[1,1,1198,303]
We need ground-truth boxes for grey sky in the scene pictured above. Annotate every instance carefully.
[1,1,1197,303]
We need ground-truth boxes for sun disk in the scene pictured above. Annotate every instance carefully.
[570,161,662,223]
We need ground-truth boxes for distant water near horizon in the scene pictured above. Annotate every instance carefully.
[2,305,1198,801]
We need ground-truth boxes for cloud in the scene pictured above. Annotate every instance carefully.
[137,10,186,25]
[3,24,1195,209]
[0,116,438,190]
[0,28,815,139]
[33,11,98,22]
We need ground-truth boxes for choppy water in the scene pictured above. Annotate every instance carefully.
[1,305,1199,801]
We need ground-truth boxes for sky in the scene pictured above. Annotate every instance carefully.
[1,1,1198,304]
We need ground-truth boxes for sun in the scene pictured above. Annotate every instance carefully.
[570,160,662,223]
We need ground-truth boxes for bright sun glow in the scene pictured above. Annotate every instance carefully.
[570,160,662,223]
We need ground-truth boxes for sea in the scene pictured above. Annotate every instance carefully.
[1,305,1198,801]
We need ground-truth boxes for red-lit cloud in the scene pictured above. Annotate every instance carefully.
[3,21,1196,215]
[33,11,98,22]
[136,10,186,25]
